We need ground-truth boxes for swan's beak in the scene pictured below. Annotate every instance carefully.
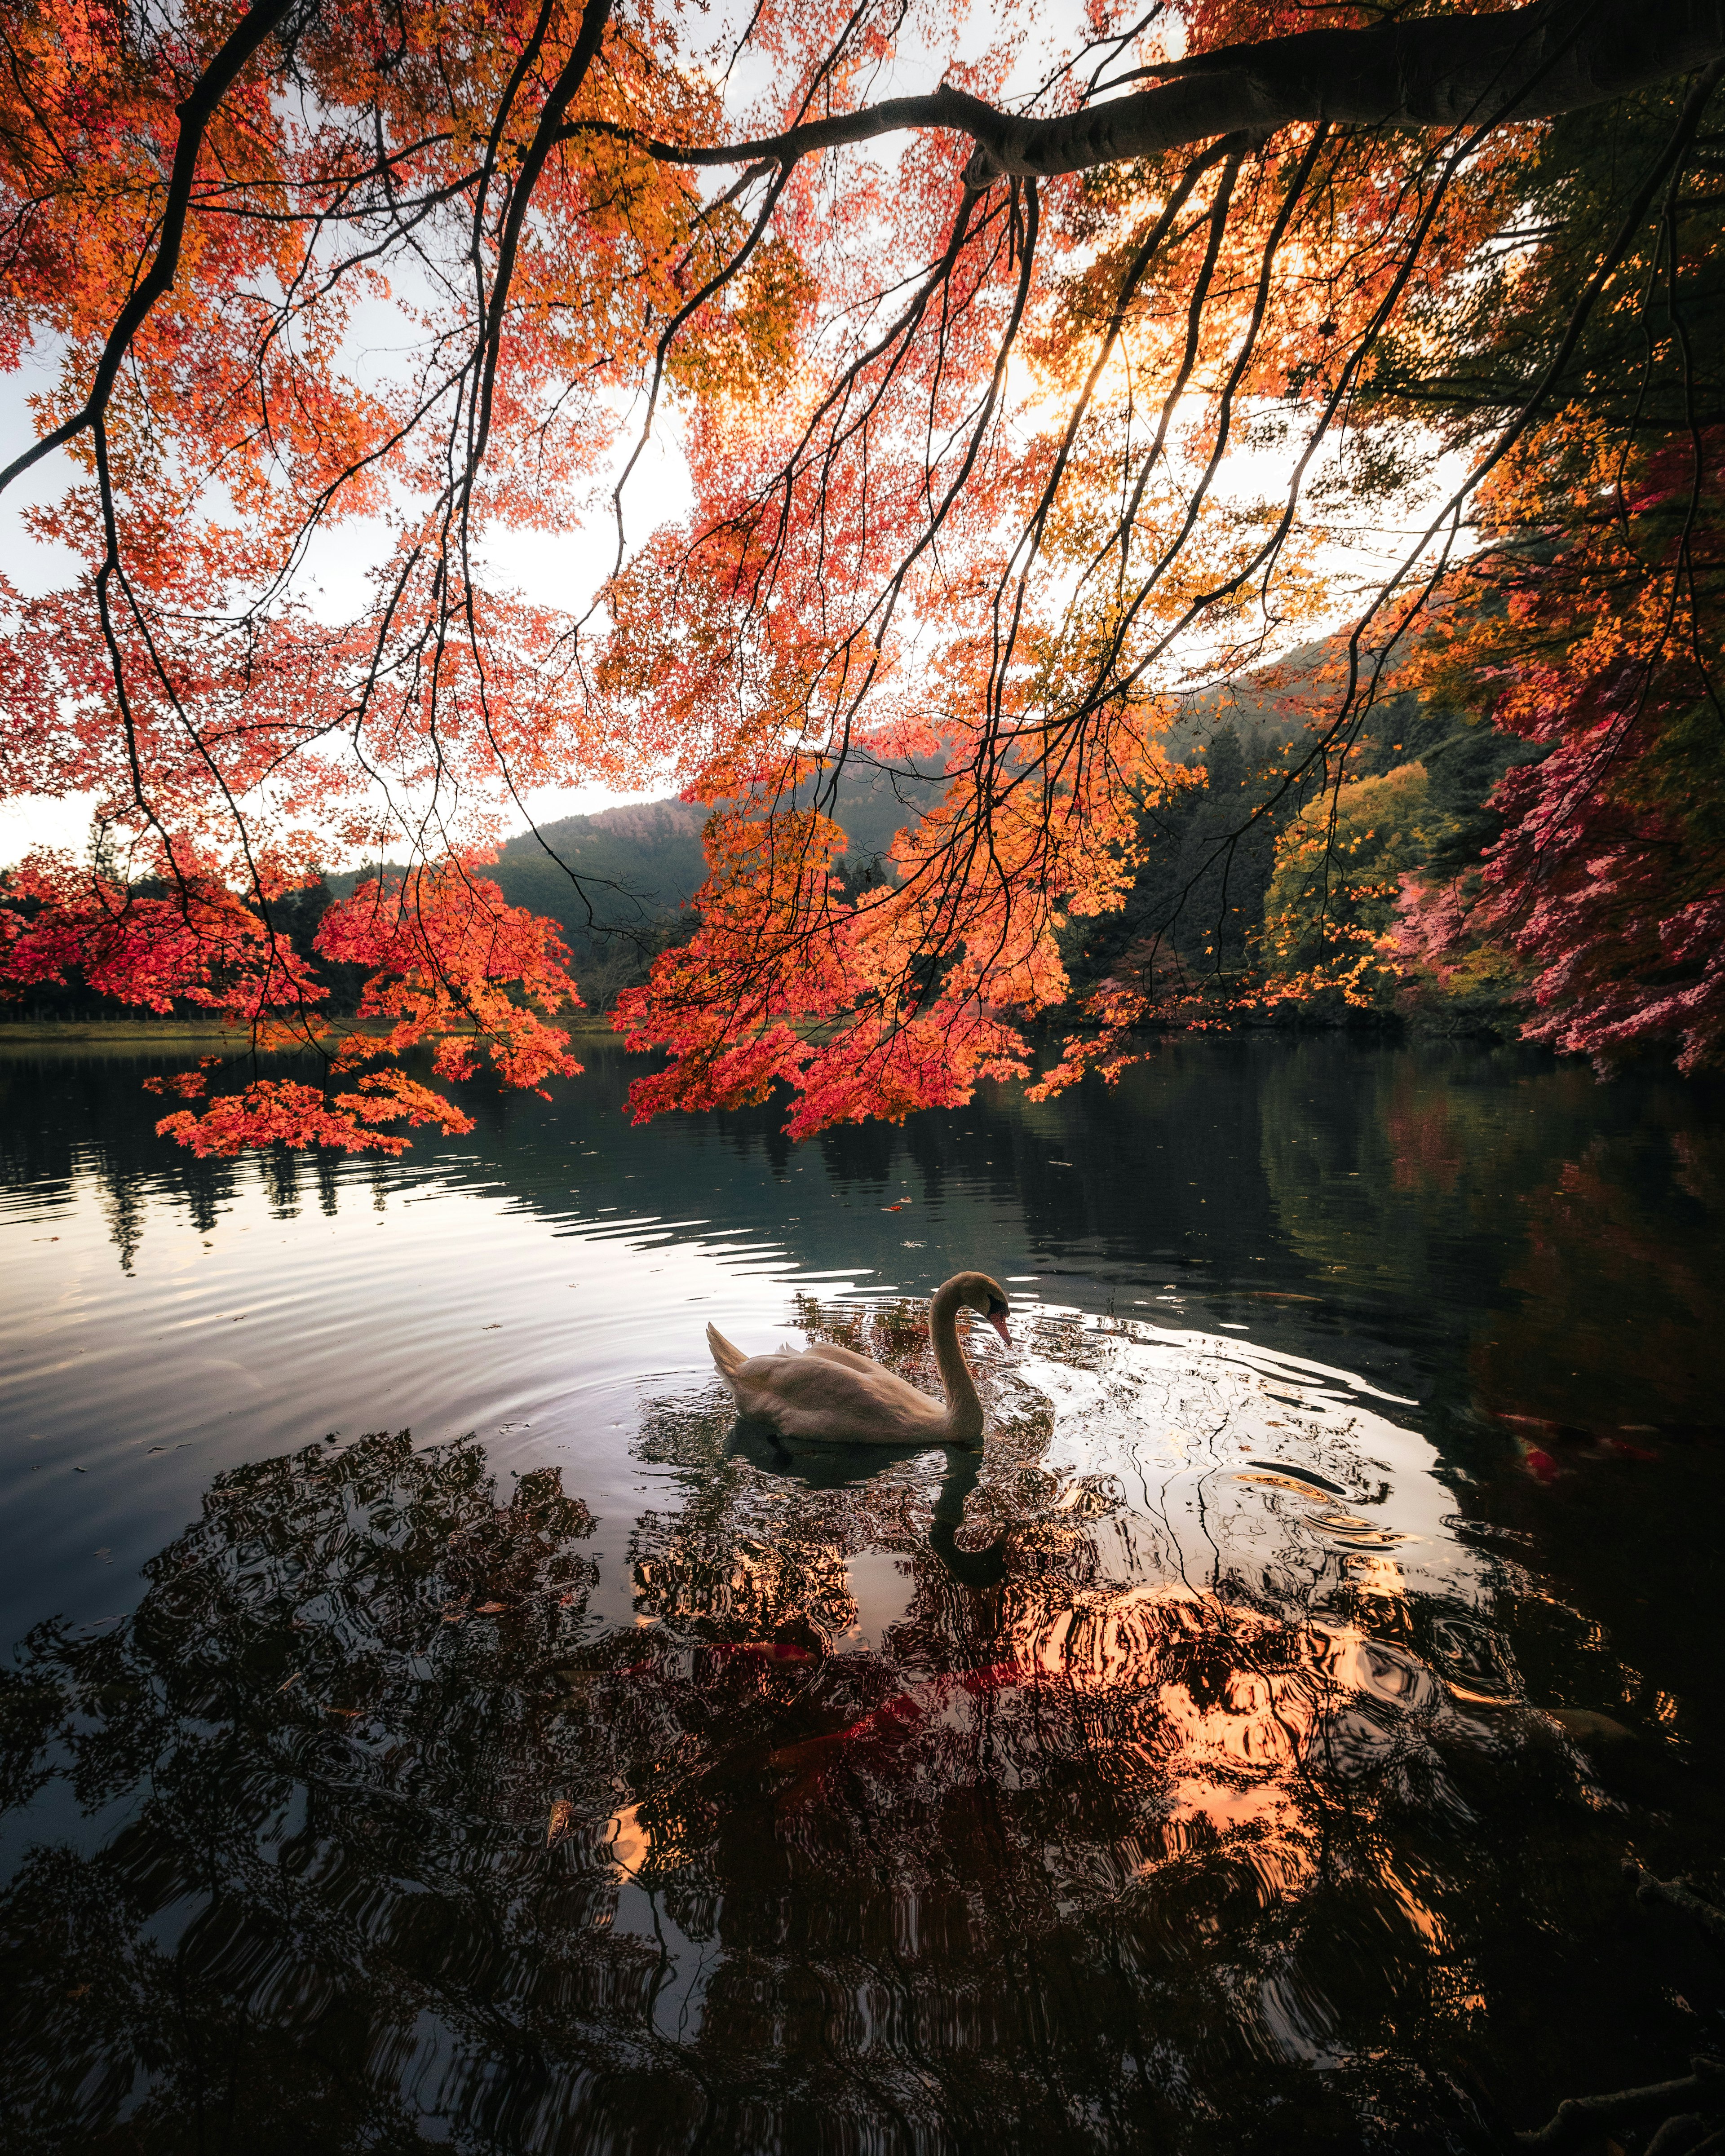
[989,1312,1012,1348]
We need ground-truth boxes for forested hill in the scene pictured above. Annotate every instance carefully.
[486,652,1338,958]
[483,755,950,1004]
[485,649,1535,1026]
[491,798,707,924]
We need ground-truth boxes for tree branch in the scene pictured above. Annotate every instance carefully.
[1628,1860,1725,1948]
[0,0,296,499]
[575,0,1725,181]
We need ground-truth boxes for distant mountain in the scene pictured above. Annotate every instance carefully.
[325,660,1358,1008]
[480,755,951,1003]
[491,798,708,928]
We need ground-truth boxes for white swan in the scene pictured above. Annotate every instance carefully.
[706,1272,1011,1446]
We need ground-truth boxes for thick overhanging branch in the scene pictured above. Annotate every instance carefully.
[0,0,297,499]
[582,0,1725,181]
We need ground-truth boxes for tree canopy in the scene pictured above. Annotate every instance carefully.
[0,0,1721,1147]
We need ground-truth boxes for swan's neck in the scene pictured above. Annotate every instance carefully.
[929,1281,984,1444]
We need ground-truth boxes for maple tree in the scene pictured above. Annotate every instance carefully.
[0,0,1720,1148]
[1395,436,1725,1076]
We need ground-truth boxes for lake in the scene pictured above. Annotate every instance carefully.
[2,1033,1722,2154]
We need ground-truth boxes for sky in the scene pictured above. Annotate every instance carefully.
[0,0,1471,874]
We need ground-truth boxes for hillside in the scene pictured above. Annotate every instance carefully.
[317,644,1510,1022]
[484,755,951,1003]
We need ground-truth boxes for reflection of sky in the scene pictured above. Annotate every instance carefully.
[1,1052,1484,1672]
[3,1133,872,1641]
[5,1025,1721,1687]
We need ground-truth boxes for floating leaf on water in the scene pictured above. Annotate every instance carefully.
[1242,1459,1347,1496]
[275,1671,301,1693]
[546,1798,575,1849]
[476,1601,506,1614]
[1545,1706,1637,1746]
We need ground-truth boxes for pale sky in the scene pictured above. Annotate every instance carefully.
[0,355,691,867]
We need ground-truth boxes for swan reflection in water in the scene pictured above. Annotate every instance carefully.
[725,1421,1010,1588]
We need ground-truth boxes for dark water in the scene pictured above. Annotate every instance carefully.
[1,1034,1722,2155]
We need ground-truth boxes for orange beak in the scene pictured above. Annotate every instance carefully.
[989,1312,1012,1348]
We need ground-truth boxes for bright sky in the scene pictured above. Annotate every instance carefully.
[0,0,1472,872]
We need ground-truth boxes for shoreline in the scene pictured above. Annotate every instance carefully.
[0,1015,623,1049]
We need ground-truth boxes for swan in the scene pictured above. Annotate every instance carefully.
[706,1272,1011,1446]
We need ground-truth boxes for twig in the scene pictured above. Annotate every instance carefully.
[1627,1861,1725,1951]
[1646,2117,1709,2156]
[1517,2059,1725,2151]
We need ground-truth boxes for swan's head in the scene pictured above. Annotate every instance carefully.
[954,1271,1012,1346]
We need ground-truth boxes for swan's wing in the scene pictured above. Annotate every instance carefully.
[728,1351,947,1443]
[801,1340,886,1375]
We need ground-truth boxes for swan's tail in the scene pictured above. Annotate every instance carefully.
[706,1323,748,1382]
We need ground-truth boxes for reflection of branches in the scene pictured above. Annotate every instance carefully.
[0,1322,1669,2149]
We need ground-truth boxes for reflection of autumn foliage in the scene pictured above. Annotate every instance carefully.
[1472,1137,1723,1431]
[0,1431,619,2149]
[606,1434,1610,2148]
[770,1582,1470,1875]
[1383,1062,1468,1195]
[0,1312,1707,2150]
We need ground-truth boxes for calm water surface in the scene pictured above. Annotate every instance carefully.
[1,1034,1722,2154]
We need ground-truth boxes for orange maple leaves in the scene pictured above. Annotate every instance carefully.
[0,0,1715,1149]
[10,850,584,1153]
